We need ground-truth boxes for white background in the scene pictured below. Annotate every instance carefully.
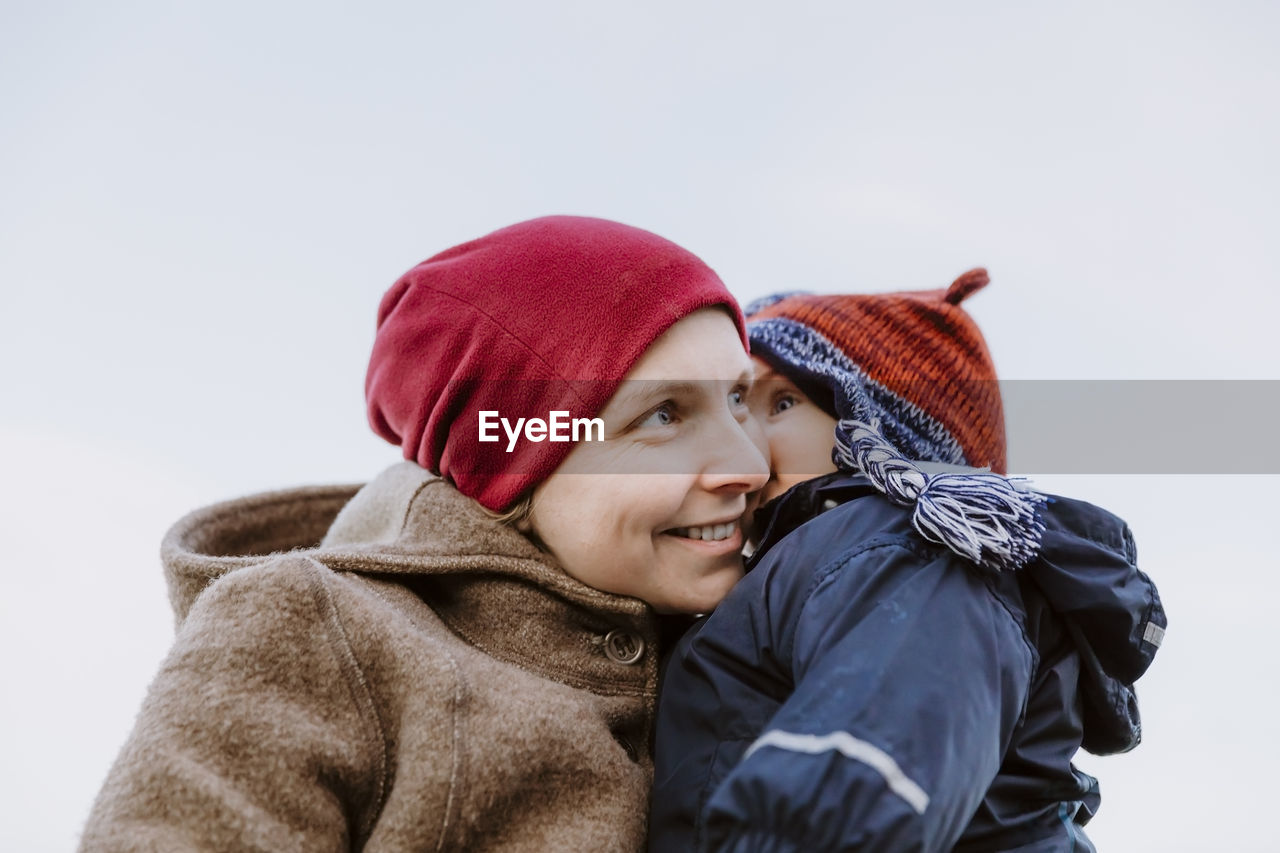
[2,2,1276,850]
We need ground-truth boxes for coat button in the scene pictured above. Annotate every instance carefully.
[615,734,640,762]
[603,629,645,665]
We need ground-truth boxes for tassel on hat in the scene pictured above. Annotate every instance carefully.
[835,419,1046,572]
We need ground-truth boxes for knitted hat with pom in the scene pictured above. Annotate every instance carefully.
[366,215,745,511]
[747,268,1005,472]
[746,269,1045,572]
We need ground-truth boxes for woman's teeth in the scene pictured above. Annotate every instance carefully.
[673,523,736,542]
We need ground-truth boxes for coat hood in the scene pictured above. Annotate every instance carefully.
[1022,490,1166,754]
[750,472,1167,756]
[161,461,651,627]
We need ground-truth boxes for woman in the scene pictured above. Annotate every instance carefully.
[80,216,768,851]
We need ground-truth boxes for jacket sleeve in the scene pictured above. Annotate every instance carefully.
[79,556,389,852]
[700,536,1036,853]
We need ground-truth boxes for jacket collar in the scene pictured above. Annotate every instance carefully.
[747,472,880,570]
[162,463,660,695]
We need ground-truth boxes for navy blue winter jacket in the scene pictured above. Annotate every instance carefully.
[650,472,1165,852]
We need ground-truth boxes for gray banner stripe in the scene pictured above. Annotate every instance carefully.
[1002,380,1280,474]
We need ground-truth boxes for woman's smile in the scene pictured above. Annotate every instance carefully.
[664,520,741,542]
[661,520,744,555]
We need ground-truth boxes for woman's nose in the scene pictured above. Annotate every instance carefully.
[700,416,770,494]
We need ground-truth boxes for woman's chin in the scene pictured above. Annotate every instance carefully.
[653,568,744,616]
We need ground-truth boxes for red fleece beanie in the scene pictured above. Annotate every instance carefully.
[366,216,746,511]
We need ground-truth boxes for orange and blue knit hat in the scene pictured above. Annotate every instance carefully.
[746,269,1046,572]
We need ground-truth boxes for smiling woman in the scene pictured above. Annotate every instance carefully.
[526,309,767,615]
[79,216,767,852]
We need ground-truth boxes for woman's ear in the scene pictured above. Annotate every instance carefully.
[509,491,538,536]
[481,491,536,532]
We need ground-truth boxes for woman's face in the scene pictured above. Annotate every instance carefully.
[745,357,839,507]
[527,309,769,614]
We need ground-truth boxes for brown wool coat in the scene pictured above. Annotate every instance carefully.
[81,462,664,852]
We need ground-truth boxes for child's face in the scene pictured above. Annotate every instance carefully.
[526,309,770,614]
[745,357,839,506]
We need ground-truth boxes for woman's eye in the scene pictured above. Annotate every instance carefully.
[771,393,797,415]
[638,403,678,428]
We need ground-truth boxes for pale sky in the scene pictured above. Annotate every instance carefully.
[2,2,1277,850]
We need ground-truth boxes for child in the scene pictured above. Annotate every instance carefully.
[649,270,1166,852]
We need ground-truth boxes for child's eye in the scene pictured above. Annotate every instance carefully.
[728,385,748,408]
[771,393,798,415]
[637,402,679,428]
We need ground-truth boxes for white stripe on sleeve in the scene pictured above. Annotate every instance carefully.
[743,730,930,815]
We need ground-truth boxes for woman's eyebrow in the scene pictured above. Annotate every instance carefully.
[606,381,701,415]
